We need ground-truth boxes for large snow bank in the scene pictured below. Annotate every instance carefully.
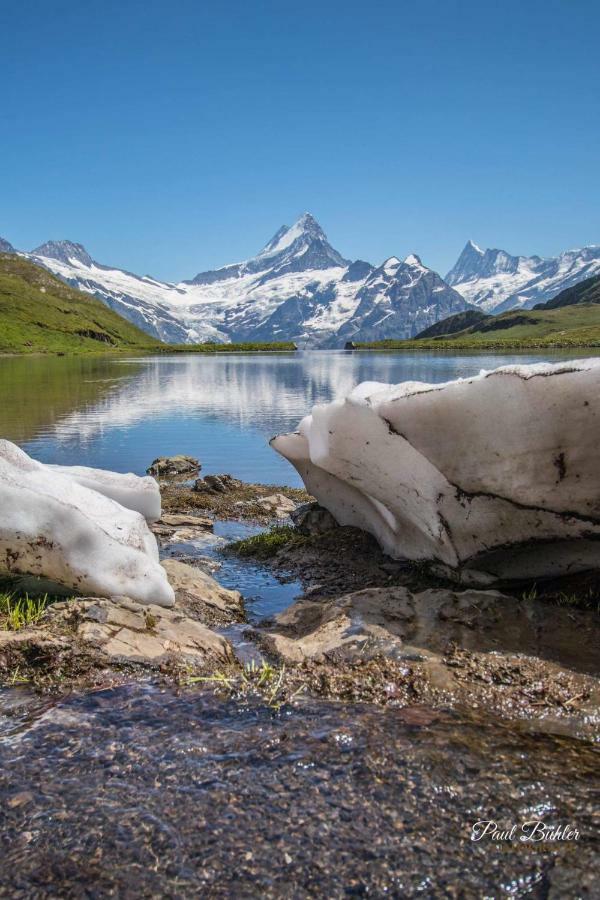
[272,359,600,584]
[0,441,174,606]
[48,463,161,522]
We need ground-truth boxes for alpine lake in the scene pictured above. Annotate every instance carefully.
[0,349,598,898]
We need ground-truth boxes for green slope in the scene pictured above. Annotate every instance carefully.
[351,303,600,350]
[0,254,163,354]
[535,273,600,310]
[0,254,298,355]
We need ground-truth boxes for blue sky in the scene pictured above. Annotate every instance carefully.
[2,0,599,280]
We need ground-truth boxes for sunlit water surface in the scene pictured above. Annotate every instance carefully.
[1,349,594,485]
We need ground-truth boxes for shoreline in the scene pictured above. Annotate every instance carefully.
[2,476,598,743]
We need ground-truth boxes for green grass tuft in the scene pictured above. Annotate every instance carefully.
[0,592,51,630]
[228,525,305,559]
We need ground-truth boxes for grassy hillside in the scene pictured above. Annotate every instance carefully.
[535,273,600,310]
[0,254,164,354]
[0,255,298,355]
[351,303,600,351]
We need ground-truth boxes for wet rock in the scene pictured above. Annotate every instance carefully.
[259,586,414,663]
[46,597,234,667]
[254,493,297,518]
[158,513,213,529]
[193,474,242,494]
[258,585,600,676]
[147,455,200,478]
[161,558,244,625]
[291,501,338,534]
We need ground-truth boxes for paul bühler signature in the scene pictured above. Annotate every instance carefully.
[471,820,581,849]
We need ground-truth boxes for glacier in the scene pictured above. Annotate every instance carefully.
[272,359,600,585]
[0,441,174,606]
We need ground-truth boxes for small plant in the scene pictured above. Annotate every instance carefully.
[521,584,538,603]
[0,592,50,631]
[186,659,303,709]
[228,525,305,559]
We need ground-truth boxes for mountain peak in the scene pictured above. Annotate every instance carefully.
[32,240,94,268]
[258,212,327,259]
[0,236,16,254]
[403,253,424,268]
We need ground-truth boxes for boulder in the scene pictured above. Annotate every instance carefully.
[45,597,233,667]
[255,493,297,518]
[192,474,242,494]
[272,359,600,584]
[259,586,413,662]
[291,501,338,534]
[147,455,200,478]
[0,441,174,607]
[157,513,213,530]
[161,559,244,624]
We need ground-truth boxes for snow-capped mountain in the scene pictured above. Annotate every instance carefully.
[27,241,202,344]
[446,240,600,312]
[336,254,470,344]
[11,214,472,346]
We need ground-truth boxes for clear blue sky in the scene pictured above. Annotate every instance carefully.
[2,0,598,280]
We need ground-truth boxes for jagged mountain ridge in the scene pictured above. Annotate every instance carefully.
[0,215,472,346]
[446,239,600,312]
[4,217,597,346]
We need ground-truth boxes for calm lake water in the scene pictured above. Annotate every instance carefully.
[1,349,596,485]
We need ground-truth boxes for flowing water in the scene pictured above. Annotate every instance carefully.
[1,350,598,896]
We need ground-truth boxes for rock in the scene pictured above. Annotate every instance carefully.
[162,558,244,624]
[0,441,175,607]
[260,586,414,663]
[147,455,200,478]
[272,359,600,584]
[259,584,600,675]
[158,513,213,529]
[46,597,233,667]
[255,493,297,518]
[193,474,242,494]
[291,502,338,534]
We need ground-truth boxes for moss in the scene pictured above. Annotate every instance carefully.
[228,525,306,559]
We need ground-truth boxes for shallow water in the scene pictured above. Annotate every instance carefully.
[0,683,597,897]
[1,349,595,485]
[1,349,599,894]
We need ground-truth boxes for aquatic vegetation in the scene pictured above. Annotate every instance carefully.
[187,659,300,709]
[228,525,305,559]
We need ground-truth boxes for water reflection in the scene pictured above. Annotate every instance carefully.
[0,350,595,485]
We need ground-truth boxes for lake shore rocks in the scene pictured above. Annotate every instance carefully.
[147,455,200,478]
[272,359,600,585]
[46,596,234,667]
[161,558,244,625]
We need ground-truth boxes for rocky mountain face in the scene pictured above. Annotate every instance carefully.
[4,217,597,345]
[0,237,16,254]
[10,215,472,346]
[446,240,600,312]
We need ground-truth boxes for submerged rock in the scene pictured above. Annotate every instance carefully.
[0,441,174,607]
[147,455,200,478]
[272,359,600,584]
